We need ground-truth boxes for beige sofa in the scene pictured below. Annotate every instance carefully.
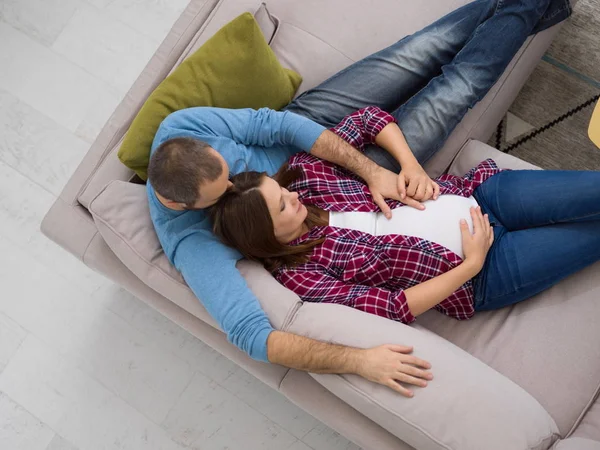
[42,0,600,449]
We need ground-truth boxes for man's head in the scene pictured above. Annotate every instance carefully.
[148,137,232,210]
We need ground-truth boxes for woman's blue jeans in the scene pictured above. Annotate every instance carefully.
[472,170,600,311]
[283,0,571,169]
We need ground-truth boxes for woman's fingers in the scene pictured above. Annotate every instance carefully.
[432,181,440,200]
[470,207,481,234]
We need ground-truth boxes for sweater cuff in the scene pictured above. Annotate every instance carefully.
[249,327,276,362]
[293,118,327,153]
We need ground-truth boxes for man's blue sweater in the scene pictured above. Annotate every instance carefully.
[147,107,325,361]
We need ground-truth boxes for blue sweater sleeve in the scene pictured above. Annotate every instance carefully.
[173,229,274,362]
[157,107,325,153]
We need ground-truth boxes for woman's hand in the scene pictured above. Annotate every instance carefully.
[357,344,433,397]
[460,206,494,272]
[398,164,440,205]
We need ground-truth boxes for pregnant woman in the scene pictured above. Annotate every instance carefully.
[210,107,600,323]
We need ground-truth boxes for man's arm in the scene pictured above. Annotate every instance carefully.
[267,332,432,397]
[174,230,431,396]
[310,130,405,217]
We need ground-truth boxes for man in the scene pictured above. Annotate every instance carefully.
[147,0,571,397]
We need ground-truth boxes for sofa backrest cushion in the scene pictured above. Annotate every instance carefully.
[88,180,302,331]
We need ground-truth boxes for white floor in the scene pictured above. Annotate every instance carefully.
[0,1,361,449]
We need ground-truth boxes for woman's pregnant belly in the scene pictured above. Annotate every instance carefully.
[329,195,479,259]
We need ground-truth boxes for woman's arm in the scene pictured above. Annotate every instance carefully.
[405,260,480,316]
[407,206,494,315]
[374,122,440,204]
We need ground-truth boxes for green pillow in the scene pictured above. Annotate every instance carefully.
[118,12,302,180]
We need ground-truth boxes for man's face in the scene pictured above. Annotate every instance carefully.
[189,151,233,209]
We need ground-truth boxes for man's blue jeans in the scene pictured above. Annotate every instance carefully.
[472,170,600,310]
[283,0,571,169]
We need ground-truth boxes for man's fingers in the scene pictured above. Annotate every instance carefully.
[400,354,432,369]
[394,372,428,388]
[399,364,434,380]
[387,380,414,398]
[373,192,392,219]
[386,344,413,354]
[402,196,425,211]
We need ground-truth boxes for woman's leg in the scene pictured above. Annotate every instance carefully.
[473,220,600,311]
[474,170,600,230]
[472,168,600,311]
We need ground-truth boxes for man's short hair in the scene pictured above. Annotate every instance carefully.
[147,137,223,207]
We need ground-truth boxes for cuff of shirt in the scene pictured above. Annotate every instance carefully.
[292,117,327,153]
[395,291,416,324]
[249,327,275,363]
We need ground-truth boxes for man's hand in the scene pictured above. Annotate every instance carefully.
[357,344,433,397]
[398,164,440,205]
[268,332,432,397]
[367,166,428,218]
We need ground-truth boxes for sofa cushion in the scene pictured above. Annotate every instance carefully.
[118,11,301,180]
[286,302,559,450]
[418,140,600,436]
[87,180,301,331]
[553,438,600,450]
[270,22,354,97]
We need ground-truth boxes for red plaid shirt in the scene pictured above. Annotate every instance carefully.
[272,106,503,323]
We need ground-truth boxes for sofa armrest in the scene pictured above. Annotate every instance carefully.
[286,302,559,450]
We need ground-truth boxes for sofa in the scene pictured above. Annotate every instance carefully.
[41,0,600,449]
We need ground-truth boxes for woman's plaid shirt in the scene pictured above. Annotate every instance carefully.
[271,107,503,323]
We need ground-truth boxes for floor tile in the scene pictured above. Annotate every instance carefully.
[301,423,362,450]
[0,22,109,132]
[0,161,111,294]
[94,284,241,381]
[288,441,316,450]
[0,237,195,425]
[161,372,297,450]
[45,435,79,450]
[0,336,186,450]
[0,0,80,46]
[0,88,89,196]
[221,368,322,439]
[75,85,124,143]
[106,0,191,42]
[0,392,55,450]
[0,313,27,374]
[52,4,160,93]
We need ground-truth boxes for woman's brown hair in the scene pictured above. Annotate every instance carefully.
[210,166,326,271]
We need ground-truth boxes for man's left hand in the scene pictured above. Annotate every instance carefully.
[398,164,440,205]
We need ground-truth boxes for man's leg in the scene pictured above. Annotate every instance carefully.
[283,0,497,127]
[387,0,571,168]
[283,0,571,172]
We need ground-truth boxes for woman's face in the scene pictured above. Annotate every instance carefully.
[259,176,308,243]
